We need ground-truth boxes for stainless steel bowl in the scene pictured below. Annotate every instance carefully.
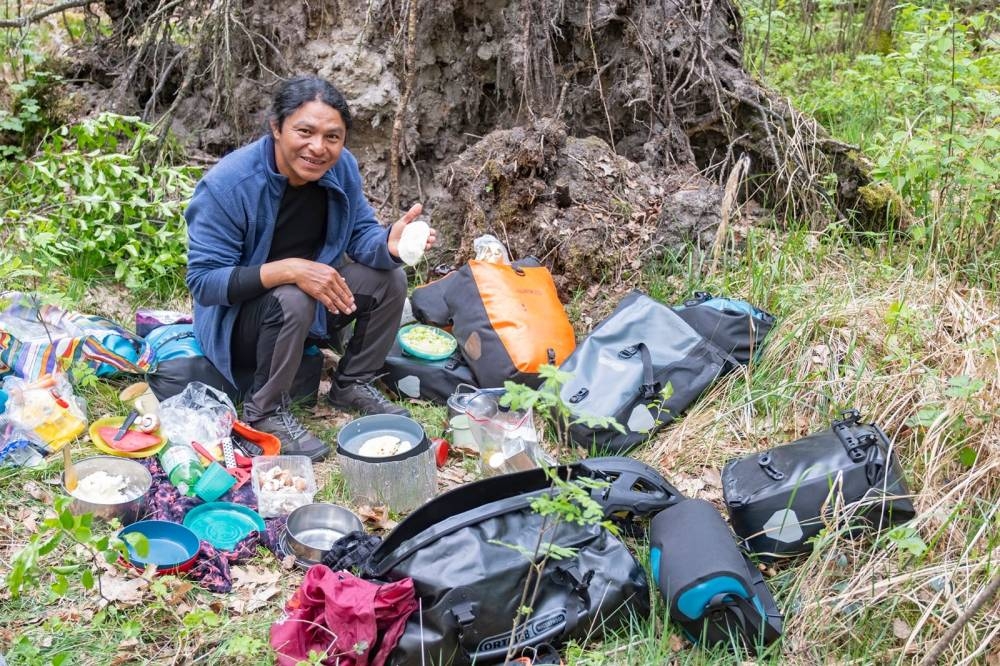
[284,503,364,562]
[62,455,151,525]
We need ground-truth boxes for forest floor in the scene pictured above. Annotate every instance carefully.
[1,223,998,665]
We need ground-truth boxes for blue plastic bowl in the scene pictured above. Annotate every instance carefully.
[397,324,458,361]
[117,520,200,573]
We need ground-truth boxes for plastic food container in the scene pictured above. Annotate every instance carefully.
[251,455,317,518]
[397,324,458,361]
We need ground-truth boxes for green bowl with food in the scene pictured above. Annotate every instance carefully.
[397,324,458,361]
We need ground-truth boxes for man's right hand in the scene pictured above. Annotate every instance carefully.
[260,258,356,315]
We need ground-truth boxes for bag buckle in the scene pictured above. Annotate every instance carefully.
[684,291,713,307]
[832,409,873,461]
[618,345,640,359]
[757,453,784,480]
[568,388,589,404]
[452,601,476,626]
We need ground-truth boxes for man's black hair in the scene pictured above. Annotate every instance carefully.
[270,76,352,132]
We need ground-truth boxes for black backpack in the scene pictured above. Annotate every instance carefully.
[366,459,681,665]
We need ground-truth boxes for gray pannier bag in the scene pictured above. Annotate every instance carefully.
[558,291,730,454]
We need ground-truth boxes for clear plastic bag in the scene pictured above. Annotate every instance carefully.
[0,416,48,467]
[1,374,88,450]
[158,382,236,450]
[473,234,511,264]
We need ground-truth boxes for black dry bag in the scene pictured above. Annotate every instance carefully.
[649,498,782,654]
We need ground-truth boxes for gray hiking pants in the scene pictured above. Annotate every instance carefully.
[232,263,407,423]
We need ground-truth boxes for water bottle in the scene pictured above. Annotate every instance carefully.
[158,441,204,496]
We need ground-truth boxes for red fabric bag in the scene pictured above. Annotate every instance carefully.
[270,565,418,666]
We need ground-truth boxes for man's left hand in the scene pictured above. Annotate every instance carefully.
[388,203,437,258]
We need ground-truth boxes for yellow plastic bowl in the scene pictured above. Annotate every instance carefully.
[89,415,166,459]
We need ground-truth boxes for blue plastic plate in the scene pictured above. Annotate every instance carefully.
[117,520,200,567]
[183,502,265,551]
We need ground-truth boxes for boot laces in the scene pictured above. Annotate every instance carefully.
[357,382,391,406]
[276,395,308,440]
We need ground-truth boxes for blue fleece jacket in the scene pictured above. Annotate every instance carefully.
[185,134,400,384]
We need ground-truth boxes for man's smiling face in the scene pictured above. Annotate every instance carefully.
[271,99,347,186]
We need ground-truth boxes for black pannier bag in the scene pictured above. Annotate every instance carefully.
[380,337,477,405]
[672,292,776,372]
[145,324,323,405]
[722,409,916,560]
[366,460,680,665]
[558,291,729,454]
[649,498,782,654]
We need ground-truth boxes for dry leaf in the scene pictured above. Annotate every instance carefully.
[668,634,684,652]
[16,507,39,533]
[168,580,194,605]
[280,554,297,570]
[245,584,281,612]
[98,574,149,605]
[118,638,140,649]
[357,504,398,531]
[24,481,53,502]
[231,565,281,589]
[674,476,706,497]
[701,468,722,488]
[892,618,911,640]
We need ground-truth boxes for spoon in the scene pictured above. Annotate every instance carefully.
[63,446,77,492]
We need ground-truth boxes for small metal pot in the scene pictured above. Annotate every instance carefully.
[62,455,152,525]
[284,503,364,563]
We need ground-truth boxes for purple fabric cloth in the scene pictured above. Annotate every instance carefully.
[140,458,281,592]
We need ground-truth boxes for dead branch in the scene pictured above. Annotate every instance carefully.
[918,573,1000,666]
[389,0,420,213]
[0,0,93,28]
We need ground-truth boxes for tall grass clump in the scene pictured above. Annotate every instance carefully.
[574,227,1000,664]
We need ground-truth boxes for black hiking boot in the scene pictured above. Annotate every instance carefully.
[250,397,330,461]
[327,379,410,417]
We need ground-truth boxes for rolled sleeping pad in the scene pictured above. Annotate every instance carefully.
[649,498,782,654]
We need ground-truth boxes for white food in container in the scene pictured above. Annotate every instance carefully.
[358,435,413,457]
[72,470,141,504]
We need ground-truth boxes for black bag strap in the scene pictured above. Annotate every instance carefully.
[618,343,657,399]
[550,561,593,637]
[704,591,782,647]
